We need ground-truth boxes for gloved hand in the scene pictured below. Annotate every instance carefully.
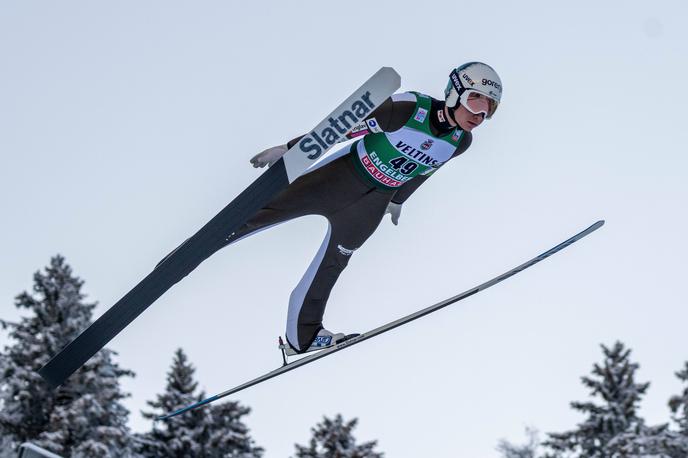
[385,202,402,226]
[250,144,288,168]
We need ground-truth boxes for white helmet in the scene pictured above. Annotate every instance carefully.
[444,62,502,119]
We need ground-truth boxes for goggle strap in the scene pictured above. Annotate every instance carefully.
[449,69,464,95]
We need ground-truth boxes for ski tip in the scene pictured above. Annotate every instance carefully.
[156,394,220,420]
[156,408,186,421]
[579,220,604,236]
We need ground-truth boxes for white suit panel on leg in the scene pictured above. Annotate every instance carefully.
[286,222,332,349]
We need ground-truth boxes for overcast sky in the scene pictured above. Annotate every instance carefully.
[2,1,687,456]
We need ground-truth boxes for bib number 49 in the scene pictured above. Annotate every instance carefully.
[389,156,418,175]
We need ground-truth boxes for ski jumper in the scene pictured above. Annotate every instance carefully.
[223,92,472,352]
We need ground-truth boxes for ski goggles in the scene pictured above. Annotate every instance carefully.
[460,90,499,119]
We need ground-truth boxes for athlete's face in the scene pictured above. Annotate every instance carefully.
[451,104,485,132]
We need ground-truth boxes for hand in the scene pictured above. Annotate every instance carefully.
[250,144,288,168]
[385,202,402,226]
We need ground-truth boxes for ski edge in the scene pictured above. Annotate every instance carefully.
[158,220,604,420]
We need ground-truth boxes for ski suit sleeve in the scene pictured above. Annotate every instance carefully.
[391,132,473,204]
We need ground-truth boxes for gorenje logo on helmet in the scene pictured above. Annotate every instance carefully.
[482,78,501,91]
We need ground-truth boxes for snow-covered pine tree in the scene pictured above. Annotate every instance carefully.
[605,422,688,457]
[40,348,137,458]
[0,434,16,458]
[669,362,688,436]
[138,348,206,457]
[206,401,264,457]
[542,341,656,457]
[662,361,688,455]
[0,255,135,457]
[497,427,539,458]
[293,414,383,458]
[138,348,262,458]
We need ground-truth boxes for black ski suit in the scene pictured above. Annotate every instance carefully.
[223,93,472,351]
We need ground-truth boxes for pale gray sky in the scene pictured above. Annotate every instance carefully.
[1,1,687,456]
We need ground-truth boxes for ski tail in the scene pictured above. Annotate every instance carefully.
[38,162,291,389]
[37,68,401,389]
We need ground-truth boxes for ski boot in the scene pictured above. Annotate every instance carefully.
[279,329,358,358]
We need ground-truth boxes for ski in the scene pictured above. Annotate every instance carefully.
[158,220,605,420]
[38,67,402,389]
